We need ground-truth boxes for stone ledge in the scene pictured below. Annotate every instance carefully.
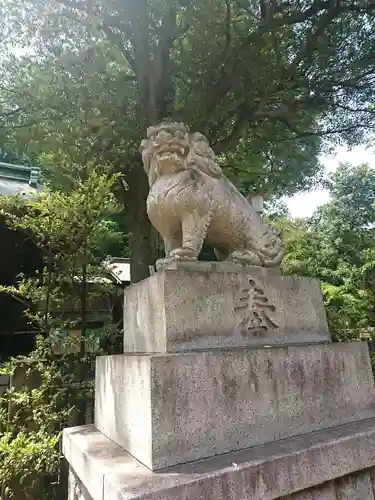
[63,418,375,500]
[123,263,330,353]
[95,342,375,470]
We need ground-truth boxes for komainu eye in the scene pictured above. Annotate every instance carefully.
[158,130,173,141]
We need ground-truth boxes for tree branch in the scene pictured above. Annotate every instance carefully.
[100,22,136,73]
[259,0,268,20]
[129,0,155,127]
[56,0,137,73]
[203,1,327,123]
[253,95,327,120]
[213,103,251,153]
[153,8,178,117]
[210,83,375,153]
[0,120,38,130]
[203,0,372,123]
[0,106,24,118]
[153,7,192,118]
[344,3,375,13]
[333,103,375,114]
[222,0,232,61]
[275,116,375,139]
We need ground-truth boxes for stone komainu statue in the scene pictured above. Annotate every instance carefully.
[140,121,284,270]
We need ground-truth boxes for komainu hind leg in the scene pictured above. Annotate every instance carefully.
[170,212,210,262]
[228,249,262,266]
[156,233,182,271]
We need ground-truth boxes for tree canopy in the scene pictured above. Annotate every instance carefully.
[0,0,375,280]
[277,161,375,337]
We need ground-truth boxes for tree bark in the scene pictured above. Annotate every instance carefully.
[126,163,158,283]
[110,1,176,282]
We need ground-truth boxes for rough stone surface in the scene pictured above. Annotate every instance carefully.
[68,468,94,500]
[283,471,375,499]
[123,263,330,352]
[284,482,337,500]
[96,355,153,469]
[63,418,375,500]
[336,471,375,500]
[95,342,375,470]
[140,121,284,269]
[67,466,375,500]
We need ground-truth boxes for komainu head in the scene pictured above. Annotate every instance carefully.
[140,120,284,269]
[139,121,222,185]
[140,121,190,185]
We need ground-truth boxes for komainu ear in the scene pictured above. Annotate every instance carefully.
[189,133,222,179]
[139,138,158,187]
[139,139,152,174]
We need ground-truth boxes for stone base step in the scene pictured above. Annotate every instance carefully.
[123,263,330,353]
[64,417,375,500]
[95,342,375,470]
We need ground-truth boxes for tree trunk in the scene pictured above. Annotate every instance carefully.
[126,163,158,283]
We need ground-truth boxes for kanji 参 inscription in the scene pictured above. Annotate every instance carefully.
[234,278,278,336]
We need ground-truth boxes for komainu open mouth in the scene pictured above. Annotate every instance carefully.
[154,141,188,157]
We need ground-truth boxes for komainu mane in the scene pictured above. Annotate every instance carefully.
[140,121,284,270]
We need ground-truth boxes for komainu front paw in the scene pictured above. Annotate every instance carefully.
[156,247,198,271]
[228,250,262,266]
[170,246,198,261]
[155,257,175,271]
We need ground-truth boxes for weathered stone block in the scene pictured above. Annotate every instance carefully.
[336,471,375,500]
[284,483,337,500]
[95,342,375,470]
[123,262,330,352]
[68,468,93,500]
[283,471,375,500]
[63,418,375,500]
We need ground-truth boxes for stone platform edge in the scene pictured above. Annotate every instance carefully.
[123,262,330,353]
[63,417,375,500]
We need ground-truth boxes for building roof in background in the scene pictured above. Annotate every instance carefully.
[103,257,131,284]
[0,161,42,199]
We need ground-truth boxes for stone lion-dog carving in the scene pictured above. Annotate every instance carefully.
[140,121,284,270]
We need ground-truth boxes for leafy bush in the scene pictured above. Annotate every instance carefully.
[321,283,374,342]
[0,169,123,498]
[0,431,60,499]
[0,333,106,498]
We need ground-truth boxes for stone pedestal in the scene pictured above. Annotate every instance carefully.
[95,343,375,470]
[63,264,375,500]
[123,262,330,352]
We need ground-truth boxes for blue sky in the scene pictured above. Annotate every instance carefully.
[284,144,375,218]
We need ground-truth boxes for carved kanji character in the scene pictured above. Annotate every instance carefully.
[234,278,278,336]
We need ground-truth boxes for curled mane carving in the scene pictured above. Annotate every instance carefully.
[140,121,284,270]
[187,133,222,179]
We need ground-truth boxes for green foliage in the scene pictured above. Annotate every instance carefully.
[1,0,373,180]
[1,0,375,280]
[0,168,121,257]
[0,170,123,498]
[0,168,124,336]
[0,431,60,499]
[0,339,65,499]
[277,161,375,339]
[321,283,373,341]
[0,334,101,499]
